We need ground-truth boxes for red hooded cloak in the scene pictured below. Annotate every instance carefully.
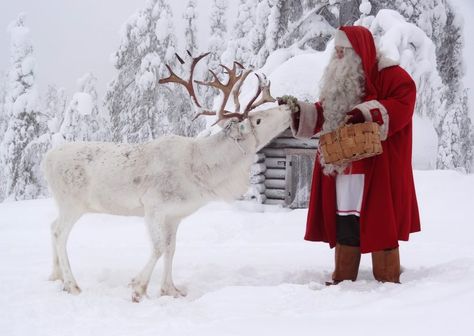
[304,26,421,253]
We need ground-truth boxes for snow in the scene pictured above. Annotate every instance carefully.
[267,51,329,102]
[155,12,171,42]
[20,55,35,76]
[359,0,372,15]
[71,92,93,116]
[412,115,438,170]
[0,170,473,335]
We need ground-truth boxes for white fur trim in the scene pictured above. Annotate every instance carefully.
[352,100,389,140]
[292,101,319,139]
[378,55,399,71]
[334,30,352,48]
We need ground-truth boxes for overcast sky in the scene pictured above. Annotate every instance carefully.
[0,1,473,102]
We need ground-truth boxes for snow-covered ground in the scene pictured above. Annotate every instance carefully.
[0,170,473,336]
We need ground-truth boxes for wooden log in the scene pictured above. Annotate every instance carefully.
[265,188,286,199]
[264,179,285,189]
[284,148,317,157]
[267,137,318,149]
[265,157,287,169]
[265,168,286,179]
[265,198,285,205]
[260,148,285,158]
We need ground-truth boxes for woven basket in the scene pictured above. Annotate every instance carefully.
[319,122,383,165]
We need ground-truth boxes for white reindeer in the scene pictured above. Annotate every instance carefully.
[43,52,291,302]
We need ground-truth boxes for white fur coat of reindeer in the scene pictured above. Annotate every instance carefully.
[43,52,291,302]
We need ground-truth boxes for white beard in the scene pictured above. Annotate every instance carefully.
[318,48,365,175]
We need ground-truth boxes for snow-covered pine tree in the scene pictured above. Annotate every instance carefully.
[275,0,335,51]
[209,0,228,66]
[177,0,206,134]
[105,0,201,141]
[249,0,271,68]
[183,0,198,56]
[0,14,43,201]
[105,0,163,143]
[203,0,229,109]
[154,1,204,137]
[43,85,69,147]
[60,72,104,142]
[437,93,469,172]
[264,0,284,61]
[222,0,256,68]
[371,0,473,171]
[0,71,7,139]
[437,89,473,172]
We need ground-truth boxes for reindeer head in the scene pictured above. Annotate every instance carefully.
[159,51,291,150]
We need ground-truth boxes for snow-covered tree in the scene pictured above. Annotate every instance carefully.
[209,0,228,67]
[437,90,473,172]
[223,0,334,67]
[183,0,198,55]
[0,14,42,201]
[43,85,67,147]
[60,72,105,142]
[222,0,256,67]
[105,0,202,142]
[370,0,473,171]
[105,0,163,142]
[0,71,7,139]
[154,1,204,137]
[248,0,271,67]
[263,0,283,62]
[202,0,229,109]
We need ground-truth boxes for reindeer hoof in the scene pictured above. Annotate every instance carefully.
[63,283,81,295]
[131,291,143,303]
[129,279,148,302]
[160,286,187,298]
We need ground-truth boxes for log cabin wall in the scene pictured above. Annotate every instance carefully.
[249,128,318,208]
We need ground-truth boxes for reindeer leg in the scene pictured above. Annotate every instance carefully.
[53,212,82,295]
[159,216,186,298]
[130,210,163,302]
[49,218,63,281]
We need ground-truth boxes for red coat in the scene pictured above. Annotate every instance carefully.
[304,27,421,253]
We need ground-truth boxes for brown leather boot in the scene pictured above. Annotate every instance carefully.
[326,243,361,285]
[372,247,401,283]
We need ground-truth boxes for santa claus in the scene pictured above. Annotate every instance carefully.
[278,26,420,284]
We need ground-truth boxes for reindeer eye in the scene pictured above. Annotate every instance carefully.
[256,119,262,125]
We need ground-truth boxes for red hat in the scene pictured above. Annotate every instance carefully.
[338,26,378,101]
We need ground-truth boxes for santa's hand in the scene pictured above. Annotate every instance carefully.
[276,95,300,114]
[345,108,365,124]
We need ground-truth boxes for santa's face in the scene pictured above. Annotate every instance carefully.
[335,46,346,59]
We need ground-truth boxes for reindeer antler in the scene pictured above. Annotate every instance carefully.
[194,61,248,123]
[159,52,276,125]
[247,74,276,112]
[158,51,210,109]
